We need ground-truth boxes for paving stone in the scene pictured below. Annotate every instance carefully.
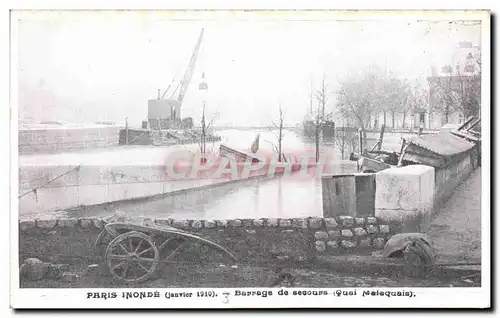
[36,219,57,229]
[341,240,357,249]
[338,216,354,227]
[309,217,324,229]
[204,220,217,228]
[353,227,368,237]
[324,218,338,229]
[217,229,225,234]
[57,218,78,228]
[229,219,242,227]
[366,225,379,234]
[355,217,366,225]
[341,229,353,237]
[278,219,292,228]
[253,219,265,227]
[326,240,339,249]
[315,240,326,252]
[216,220,228,227]
[266,218,278,227]
[373,237,386,249]
[314,231,329,240]
[245,229,256,234]
[281,229,295,234]
[359,238,372,248]
[191,220,203,229]
[367,217,377,224]
[292,218,308,229]
[379,224,390,233]
[328,230,341,238]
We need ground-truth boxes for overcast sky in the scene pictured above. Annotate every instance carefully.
[15,11,482,126]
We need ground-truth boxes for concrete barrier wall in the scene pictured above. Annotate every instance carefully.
[374,165,435,232]
[19,127,121,154]
[18,215,396,267]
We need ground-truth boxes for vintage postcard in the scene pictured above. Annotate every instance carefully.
[10,9,490,309]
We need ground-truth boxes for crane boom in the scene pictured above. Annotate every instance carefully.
[177,28,204,103]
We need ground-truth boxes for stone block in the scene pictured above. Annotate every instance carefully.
[204,220,217,228]
[326,241,339,249]
[173,220,191,229]
[242,219,253,227]
[229,219,242,227]
[278,219,292,228]
[359,238,372,248]
[57,218,78,228]
[324,218,338,229]
[253,219,264,227]
[292,218,308,229]
[355,217,366,225]
[353,227,368,237]
[338,215,354,227]
[191,220,203,229]
[373,237,386,249]
[314,231,329,240]
[379,224,390,233]
[281,229,295,234]
[315,241,326,252]
[366,225,379,234]
[216,220,228,227]
[245,229,256,234]
[36,219,57,229]
[341,229,353,237]
[19,220,35,231]
[309,217,324,229]
[328,230,341,238]
[341,240,357,249]
[375,165,435,223]
[266,218,278,227]
[367,217,377,224]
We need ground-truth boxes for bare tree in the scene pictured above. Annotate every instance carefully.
[333,126,358,159]
[313,76,333,163]
[268,102,286,162]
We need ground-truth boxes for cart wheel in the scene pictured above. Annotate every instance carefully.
[105,231,159,283]
[92,230,114,263]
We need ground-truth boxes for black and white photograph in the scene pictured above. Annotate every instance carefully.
[9,9,490,309]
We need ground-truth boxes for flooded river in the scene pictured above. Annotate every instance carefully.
[21,128,390,220]
[60,128,360,220]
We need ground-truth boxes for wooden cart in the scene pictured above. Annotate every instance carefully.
[93,222,237,283]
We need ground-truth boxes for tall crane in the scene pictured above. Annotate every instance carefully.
[159,28,204,103]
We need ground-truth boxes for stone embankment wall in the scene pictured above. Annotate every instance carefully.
[19,161,358,216]
[19,126,121,155]
[374,144,479,231]
[18,216,396,267]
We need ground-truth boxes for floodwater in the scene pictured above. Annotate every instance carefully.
[58,129,362,220]
[21,128,385,220]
